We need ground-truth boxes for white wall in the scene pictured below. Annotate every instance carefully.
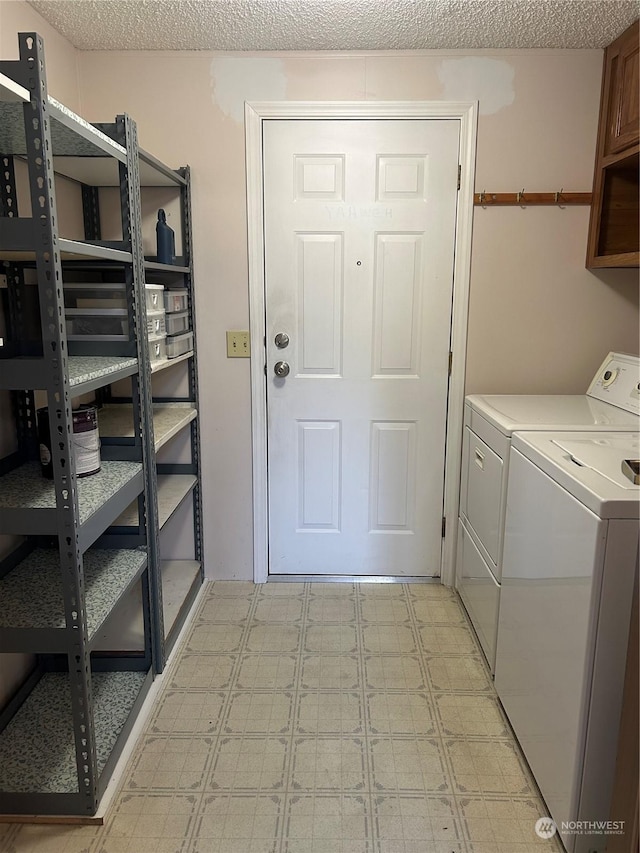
[2,3,639,586]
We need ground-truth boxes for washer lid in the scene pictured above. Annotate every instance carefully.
[511,431,640,518]
[466,394,639,437]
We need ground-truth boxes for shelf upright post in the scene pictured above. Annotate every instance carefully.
[115,114,164,672]
[0,152,38,462]
[19,32,98,812]
[180,167,204,574]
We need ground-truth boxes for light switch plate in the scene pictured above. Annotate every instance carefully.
[226,330,251,358]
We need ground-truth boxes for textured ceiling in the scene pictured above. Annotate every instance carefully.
[26,0,640,51]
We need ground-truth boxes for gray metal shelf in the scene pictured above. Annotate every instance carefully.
[0,31,203,815]
[144,259,190,273]
[0,355,138,394]
[0,81,126,162]
[0,548,147,652]
[99,402,197,451]
[0,461,143,549]
[0,237,133,263]
[0,670,151,806]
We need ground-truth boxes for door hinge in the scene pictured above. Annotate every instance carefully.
[457,165,461,190]
[441,516,447,538]
[448,351,453,376]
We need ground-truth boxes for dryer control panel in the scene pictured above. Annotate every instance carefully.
[587,352,640,414]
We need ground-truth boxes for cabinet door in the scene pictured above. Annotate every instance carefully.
[604,22,639,157]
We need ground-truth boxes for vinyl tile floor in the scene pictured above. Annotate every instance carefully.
[2,581,565,853]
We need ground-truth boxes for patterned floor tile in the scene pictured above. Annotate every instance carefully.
[208,581,256,598]
[233,654,298,690]
[122,736,214,791]
[253,597,305,623]
[223,691,294,735]
[5,581,566,853]
[363,655,427,691]
[360,597,411,624]
[411,596,468,624]
[197,595,253,623]
[7,824,101,853]
[445,739,536,796]
[188,793,283,853]
[149,690,226,735]
[257,582,306,598]
[369,737,451,794]
[433,693,511,739]
[96,793,199,853]
[423,655,493,693]
[361,625,418,655]
[300,653,361,690]
[246,623,301,653]
[282,793,371,852]
[304,624,358,654]
[357,584,406,600]
[372,793,464,845]
[365,692,438,737]
[308,584,356,598]
[206,735,289,792]
[416,624,479,655]
[184,623,244,654]
[289,736,368,792]
[306,596,357,623]
[167,655,236,690]
[458,796,565,852]
[295,691,364,735]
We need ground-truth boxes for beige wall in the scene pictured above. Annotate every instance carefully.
[2,2,639,582]
[0,0,80,108]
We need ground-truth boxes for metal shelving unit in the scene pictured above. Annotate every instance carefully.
[0,31,202,816]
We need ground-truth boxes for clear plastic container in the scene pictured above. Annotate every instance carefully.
[65,309,128,340]
[147,309,166,337]
[145,284,164,311]
[163,289,188,313]
[147,333,167,363]
[166,330,193,359]
[165,310,189,336]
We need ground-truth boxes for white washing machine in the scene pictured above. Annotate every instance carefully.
[494,430,639,853]
[456,351,639,672]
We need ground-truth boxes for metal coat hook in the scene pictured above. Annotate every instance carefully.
[555,188,566,208]
[516,188,525,206]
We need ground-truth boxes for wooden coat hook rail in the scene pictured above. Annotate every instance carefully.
[474,189,592,207]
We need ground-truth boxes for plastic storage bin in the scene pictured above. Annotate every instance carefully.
[165,310,189,336]
[148,333,167,363]
[164,289,188,313]
[65,309,128,340]
[145,284,164,311]
[147,309,166,337]
[166,331,193,359]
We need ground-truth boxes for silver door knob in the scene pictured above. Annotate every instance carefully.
[274,361,290,377]
[274,333,290,349]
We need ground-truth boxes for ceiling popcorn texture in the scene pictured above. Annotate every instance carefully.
[27,0,640,51]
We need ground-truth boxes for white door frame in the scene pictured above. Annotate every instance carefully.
[245,100,478,585]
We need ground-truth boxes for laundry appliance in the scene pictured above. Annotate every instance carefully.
[456,352,639,671]
[494,429,639,853]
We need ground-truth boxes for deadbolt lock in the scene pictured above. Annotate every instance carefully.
[275,333,290,349]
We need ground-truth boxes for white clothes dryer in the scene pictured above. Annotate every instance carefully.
[494,430,639,853]
[456,352,639,671]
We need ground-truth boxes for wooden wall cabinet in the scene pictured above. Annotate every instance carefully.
[587,20,639,268]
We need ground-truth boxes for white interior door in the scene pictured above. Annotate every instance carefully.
[264,119,460,576]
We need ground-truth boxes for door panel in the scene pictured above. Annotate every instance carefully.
[264,119,459,576]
